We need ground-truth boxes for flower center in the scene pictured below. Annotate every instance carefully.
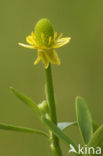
[35,18,54,47]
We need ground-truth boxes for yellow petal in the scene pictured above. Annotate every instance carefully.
[53,37,71,48]
[31,32,35,38]
[48,36,52,45]
[54,32,58,40]
[34,55,41,65]
[41,33,45,43]
[38,51,49,68]
[26,34,36,45]
[57,33,63,40]
[18,43,35,49]
[34,50,41,65]
[45,50,61,65]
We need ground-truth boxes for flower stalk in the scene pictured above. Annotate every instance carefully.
[45,64,62,156]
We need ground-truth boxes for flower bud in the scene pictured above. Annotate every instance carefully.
[38,100,49,114]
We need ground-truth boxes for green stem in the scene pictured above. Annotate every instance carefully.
[45,64,62,156]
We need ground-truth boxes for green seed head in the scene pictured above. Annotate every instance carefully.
[35,18,54,47]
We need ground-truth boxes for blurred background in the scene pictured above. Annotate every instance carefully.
[0,0,103,155]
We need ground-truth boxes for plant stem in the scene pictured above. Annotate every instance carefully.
[45,64,62,156]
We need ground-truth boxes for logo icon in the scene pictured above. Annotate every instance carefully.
[68,144,77,154]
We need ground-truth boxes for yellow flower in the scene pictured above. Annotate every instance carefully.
[19,18,71,68]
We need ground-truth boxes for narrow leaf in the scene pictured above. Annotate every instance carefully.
[0,122,48,137]
[42,116,78,153]
[92,121,99,133]
[87,125,103,156]
[10,87,41,117]
[76,96,93,144]
[58,122,77,131]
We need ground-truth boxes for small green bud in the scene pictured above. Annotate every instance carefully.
[38,100,49,114]
[35,18,54,47]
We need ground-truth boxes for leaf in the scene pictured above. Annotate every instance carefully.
[76,96,93,144]
[10,87,41,117]
[58,122,77,131]
[42,116,79,154]
[0,122,48,137]
[92,121,99,133]
[87,125,103,156]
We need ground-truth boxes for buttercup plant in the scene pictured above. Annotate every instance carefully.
[0,18,103,156]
